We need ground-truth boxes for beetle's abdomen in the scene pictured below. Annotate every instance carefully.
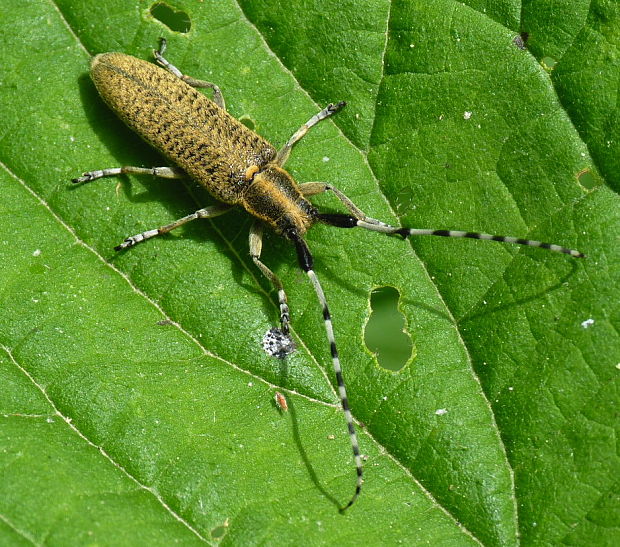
[90,53,276,204]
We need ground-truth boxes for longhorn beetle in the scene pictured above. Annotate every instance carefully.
[73,39,585,512]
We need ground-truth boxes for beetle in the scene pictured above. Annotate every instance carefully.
[73,39,584,511]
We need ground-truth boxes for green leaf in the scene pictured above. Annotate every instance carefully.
[0,1,617,545]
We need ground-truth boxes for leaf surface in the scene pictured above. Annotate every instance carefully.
[0,1,617,545]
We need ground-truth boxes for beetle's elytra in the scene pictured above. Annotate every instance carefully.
[90,51,318,237]
[74,40,584,512]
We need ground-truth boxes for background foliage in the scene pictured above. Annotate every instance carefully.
[0,0,618,545]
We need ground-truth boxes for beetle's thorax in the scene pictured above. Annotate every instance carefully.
[241,164,318,237]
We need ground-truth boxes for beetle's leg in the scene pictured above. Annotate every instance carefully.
[72,166,184,184]
[115,204,232,250]
[300,182,585,258]
[301,181,390,229]
[299,182,370,220]
[154,38,226,110]
[275,102,346,167]
[249,221,292,336]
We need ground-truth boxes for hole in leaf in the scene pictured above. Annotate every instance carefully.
[239,115,255,131]
[541,56,557,70]
[364,287,412,372]
[150,2,191,33]
[210,518,229,540]
[513,33,528,50]
[577,168,597,189]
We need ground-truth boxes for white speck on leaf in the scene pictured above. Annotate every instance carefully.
[581,318,595,328]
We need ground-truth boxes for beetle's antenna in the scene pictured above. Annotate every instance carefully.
[392,227,584,257]
[289,232,363,512]
[318,213,585,258]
